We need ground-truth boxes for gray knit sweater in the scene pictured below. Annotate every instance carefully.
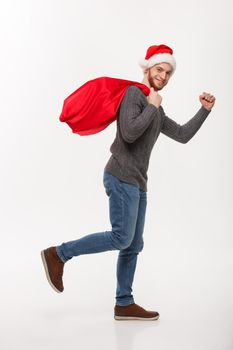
[104,85,211,192]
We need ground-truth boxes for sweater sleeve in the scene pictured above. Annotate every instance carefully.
[118,86,160,143]
[160,105,211,143]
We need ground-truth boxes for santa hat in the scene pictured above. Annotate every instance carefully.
[139,44,176,75]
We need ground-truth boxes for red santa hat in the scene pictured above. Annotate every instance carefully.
[139,44,176,75]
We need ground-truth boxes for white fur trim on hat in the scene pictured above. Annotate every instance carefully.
[139,53,176,75]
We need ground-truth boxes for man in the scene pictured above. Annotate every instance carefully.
[41,44,215,321]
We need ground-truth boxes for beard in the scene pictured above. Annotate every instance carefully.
[148,70,165,91]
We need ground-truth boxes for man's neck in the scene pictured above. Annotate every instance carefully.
[141,76,150,88]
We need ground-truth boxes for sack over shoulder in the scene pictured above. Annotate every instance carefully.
[59,76,150,135]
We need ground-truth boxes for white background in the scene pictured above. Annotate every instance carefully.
[1,0,232,349]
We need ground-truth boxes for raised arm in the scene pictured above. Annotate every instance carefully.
[159,105,211,143]
[118,86,161,143]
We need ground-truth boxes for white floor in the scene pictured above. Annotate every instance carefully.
[1,198,232,350]
[1,237,233,350]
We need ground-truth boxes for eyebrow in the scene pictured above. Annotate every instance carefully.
[157,66,172,73]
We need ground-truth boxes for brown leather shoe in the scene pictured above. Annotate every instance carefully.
[114,303,159,321]
[41,246,64,293]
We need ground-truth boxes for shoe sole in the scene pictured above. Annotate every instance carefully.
[40,250,62,293]
[114,315,159,321]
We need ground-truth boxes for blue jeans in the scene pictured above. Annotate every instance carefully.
[56,170,147,306]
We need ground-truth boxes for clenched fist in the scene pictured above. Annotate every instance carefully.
[147,87,162,108]
[199,92,216,111]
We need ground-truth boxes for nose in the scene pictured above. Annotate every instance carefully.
[160,72,167,80]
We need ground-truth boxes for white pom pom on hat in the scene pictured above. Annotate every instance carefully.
[139,44,176,75]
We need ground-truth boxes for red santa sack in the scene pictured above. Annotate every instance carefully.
[59,76,150,135]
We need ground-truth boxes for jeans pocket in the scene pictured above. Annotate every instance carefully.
[103,171,113,196]
[118,178,139,194]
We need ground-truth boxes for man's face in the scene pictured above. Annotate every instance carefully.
[147,62,173,91]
